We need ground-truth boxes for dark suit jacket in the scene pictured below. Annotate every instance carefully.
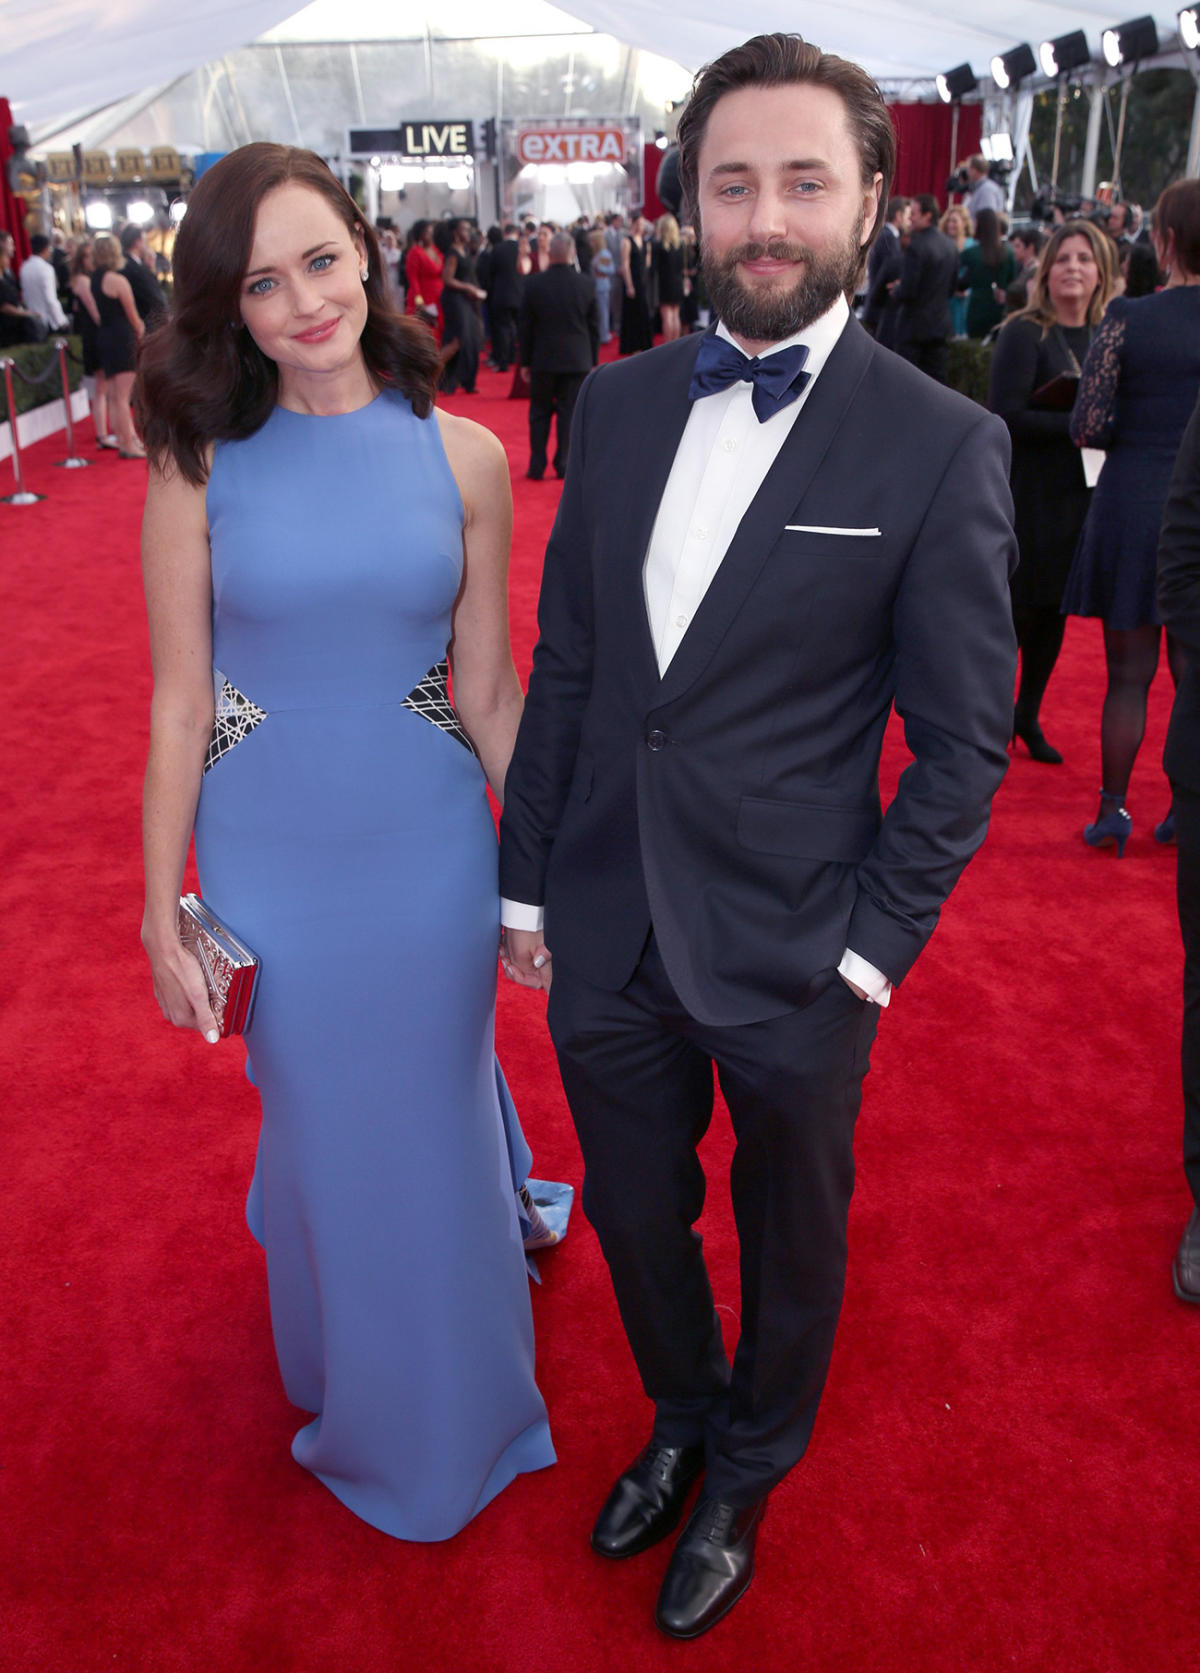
[518,264,599,375]
[862,226,903,346]
[122,256,167,329]
[1159,391,1200,791]
[488,240,523,311]
[499,320,1017,1025]
[895,225,958,346]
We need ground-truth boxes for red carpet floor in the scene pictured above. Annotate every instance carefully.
[2,360,1196,1672]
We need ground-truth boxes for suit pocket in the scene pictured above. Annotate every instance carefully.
[778,528,884,558]
[736,796,879,862]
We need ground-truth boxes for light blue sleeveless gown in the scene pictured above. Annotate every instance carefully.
[193,389,555,1540]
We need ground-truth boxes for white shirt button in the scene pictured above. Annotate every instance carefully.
[694,526,709,540]
[675,614,688,628]
[723,438,737,452]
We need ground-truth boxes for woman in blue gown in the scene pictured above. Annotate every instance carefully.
[137,144,555,1539]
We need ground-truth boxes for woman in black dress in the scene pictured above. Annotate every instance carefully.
[1064,179,1200,852]
[68,238,113,448]
[654,213,685,342]
[987,218,1116,763]
[619,214,653,356]
[436,218,485,394]
[91,232,144,456]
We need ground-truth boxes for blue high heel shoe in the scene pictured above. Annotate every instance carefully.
[1154,808,1176,845]
[1083,791,1132,857]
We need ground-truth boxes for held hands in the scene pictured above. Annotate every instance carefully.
[501,927,552,991]
[143,924,221,1042]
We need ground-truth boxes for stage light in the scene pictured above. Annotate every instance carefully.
[981,132,1014,163]
[1182,9,1200,51]
[125,199,154,225]
[654,129,669,150]
[936,63,978,103]
[990,44,1037,89]
[1102,14,1160,64]
[84,200,113,230]
[169,199,187,225]
[1039,30,1092,77]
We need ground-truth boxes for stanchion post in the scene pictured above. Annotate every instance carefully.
[54,338,89,470]
[1,357,46,506]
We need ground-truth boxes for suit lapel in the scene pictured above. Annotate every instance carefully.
[655,318,875,708]
[607,334,707,693]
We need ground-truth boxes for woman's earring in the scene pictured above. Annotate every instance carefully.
[360,266,369,282]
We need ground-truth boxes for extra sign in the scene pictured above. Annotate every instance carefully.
[516,128,626,166]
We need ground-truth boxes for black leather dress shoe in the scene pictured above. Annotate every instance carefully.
[655,1495,766,1639]
[1173,1206,1200,1303]
[590,1438,705,1559]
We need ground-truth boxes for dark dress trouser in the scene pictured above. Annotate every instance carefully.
[546,932,878,1507]
[1171,785,1200,1211]
[528,371,586,477]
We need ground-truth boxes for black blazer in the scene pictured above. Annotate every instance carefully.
[488,240,523,311]
[518,264,599,375]
[500,320,1017,1025]
[862,227,902,346]
[1159,391,1200,791]
[122,257,167,329]
[895,225,958,346]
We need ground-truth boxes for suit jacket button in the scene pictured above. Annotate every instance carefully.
[646,729,667,751]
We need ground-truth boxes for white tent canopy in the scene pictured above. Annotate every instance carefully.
[1,0,1193,137]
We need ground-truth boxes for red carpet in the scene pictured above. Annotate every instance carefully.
[2,360,1196,1672]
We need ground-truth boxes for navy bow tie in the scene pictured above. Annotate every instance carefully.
[688,333,811,423]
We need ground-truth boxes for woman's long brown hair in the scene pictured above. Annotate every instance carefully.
[136,144,440,485]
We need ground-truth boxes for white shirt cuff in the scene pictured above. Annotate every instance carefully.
[500,898,545,932]
[838,948,892,1008]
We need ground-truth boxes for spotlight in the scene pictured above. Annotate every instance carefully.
[981,132,1015,163]
[654,129,669,150]
[1182,8,1200,51]
[84,200,113,230]
[1101,15,1160,65]
[936,63,978,103]
[990,43,1037,89]
[169,199,187,224]
[1039,30,1092,77]
[125,199,155,225]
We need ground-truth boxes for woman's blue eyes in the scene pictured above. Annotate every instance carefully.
[246,253,337,296]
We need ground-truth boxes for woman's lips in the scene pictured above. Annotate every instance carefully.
[293,317,339,343]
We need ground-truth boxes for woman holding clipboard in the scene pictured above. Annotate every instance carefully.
[988,219,1116,764]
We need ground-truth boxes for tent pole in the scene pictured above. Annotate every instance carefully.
[1050,80,1065,193]
[1081,77,1104,199]
[1189,84,1200,177]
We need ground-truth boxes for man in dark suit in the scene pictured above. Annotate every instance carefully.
[861,192,907,345]
[486,223,523,372]
[119,223,167,331]
[894,193,958,383]
[1157,391,1200,1304]
[518,232,599,481]
[500,33,1016,1639]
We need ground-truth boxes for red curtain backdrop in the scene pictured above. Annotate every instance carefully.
[889,101,982,203]
[1,97,32,259]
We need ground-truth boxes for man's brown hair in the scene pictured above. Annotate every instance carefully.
[675,32,896,253]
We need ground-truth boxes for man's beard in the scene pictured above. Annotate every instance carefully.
[700,218,865,342]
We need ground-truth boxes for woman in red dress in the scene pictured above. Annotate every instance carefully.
[404,220,443,340]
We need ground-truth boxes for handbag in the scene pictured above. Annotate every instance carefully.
[177,893,261,1037]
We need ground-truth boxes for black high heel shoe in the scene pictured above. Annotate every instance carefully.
[1083,790,1132,857]
[1012,713,1063,764]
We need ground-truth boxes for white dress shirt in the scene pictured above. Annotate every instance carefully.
[503,293,891,1006]
[19,254,67,330]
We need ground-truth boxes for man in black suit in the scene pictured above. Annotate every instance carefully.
[119,223,167,331]
[518,232,599,481]
[500,33,1016,1639]
[485,223,523,372]
[861,192,907,345]
[1157,391,1200,1304]
[894,193,958,383]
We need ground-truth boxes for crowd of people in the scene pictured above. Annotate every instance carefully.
[5,37,1200,1641]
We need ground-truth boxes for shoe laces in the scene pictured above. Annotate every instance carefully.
[694,1499,738,1543]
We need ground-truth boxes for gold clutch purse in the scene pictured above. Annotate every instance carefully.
[177,893,261,1038]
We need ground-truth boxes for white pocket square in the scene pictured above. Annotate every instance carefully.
[785,524,882,537]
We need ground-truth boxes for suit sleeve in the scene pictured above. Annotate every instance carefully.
[1158,391,1200,660]
[847,410,1018,985]
[498,370,599,905]
[895,240,921,307]
[518,287,534,368]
